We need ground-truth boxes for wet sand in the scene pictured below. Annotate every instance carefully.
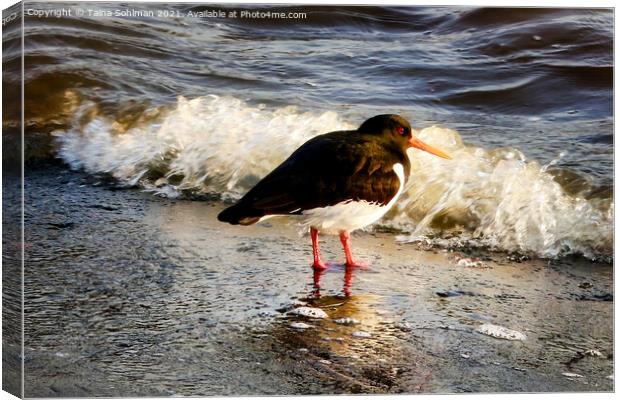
[16,165,613,396]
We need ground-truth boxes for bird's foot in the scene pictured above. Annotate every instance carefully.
[312,260,329,270]
[345,260,368,269]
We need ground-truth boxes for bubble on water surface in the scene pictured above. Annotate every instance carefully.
[289,307,328,319]
[476,324,526,341]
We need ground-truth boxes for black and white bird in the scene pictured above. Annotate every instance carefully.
[218,114,451,269]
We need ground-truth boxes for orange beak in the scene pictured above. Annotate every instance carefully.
[409,136,452,159]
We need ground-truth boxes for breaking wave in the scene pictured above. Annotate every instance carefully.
[54,95,613,261]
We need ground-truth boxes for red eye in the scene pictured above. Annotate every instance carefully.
[397,126,408,136]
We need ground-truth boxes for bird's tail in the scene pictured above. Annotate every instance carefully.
[217,203,264,226]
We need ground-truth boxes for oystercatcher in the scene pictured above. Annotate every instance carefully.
[218,114,451,269]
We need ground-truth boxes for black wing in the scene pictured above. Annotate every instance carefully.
[218,131,407,225]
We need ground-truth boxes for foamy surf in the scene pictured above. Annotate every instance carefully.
[390,126,613,261]
[53,95,613,261]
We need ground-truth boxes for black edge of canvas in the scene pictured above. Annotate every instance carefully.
[2,1,24,398]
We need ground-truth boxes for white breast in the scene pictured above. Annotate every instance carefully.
[300,163,405,235]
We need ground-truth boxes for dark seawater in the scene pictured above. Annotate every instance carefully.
[2,2,614,260]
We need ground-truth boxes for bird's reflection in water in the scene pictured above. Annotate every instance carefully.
[312,264,356,298]
[261,265,435,391]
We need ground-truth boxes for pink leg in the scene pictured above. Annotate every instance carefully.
[339,231,365,268]
[311,227,327,270]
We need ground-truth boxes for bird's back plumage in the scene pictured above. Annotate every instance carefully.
[217,129,410,226]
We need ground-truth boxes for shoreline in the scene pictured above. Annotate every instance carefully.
[13,165,614,395]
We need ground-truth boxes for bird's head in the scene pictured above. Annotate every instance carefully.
[358,114,451,159]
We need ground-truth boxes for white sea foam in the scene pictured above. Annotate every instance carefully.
[390,126,613,260]
[56,95,354,197]
[54,95,613,261]
[476,324,527,341]
[289,307,328,319]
